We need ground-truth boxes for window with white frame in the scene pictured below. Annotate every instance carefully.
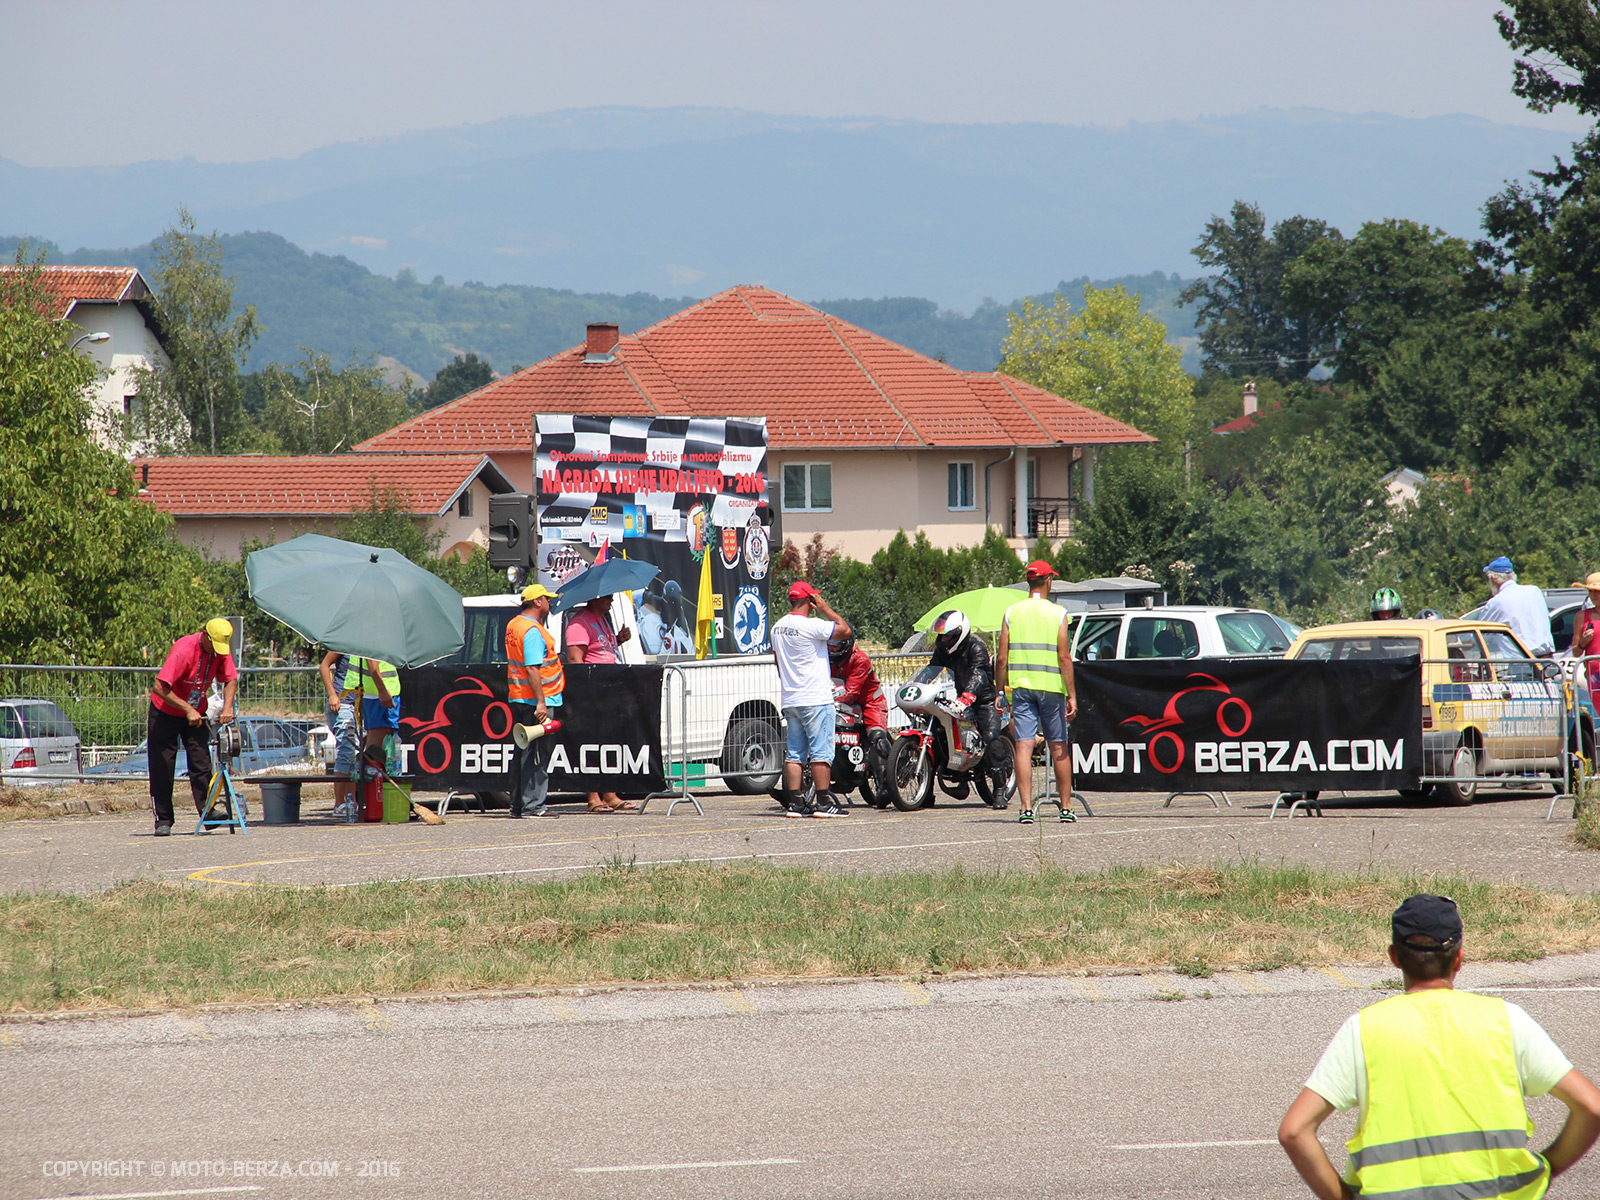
[947,461,976,510]
[782,462,832,512]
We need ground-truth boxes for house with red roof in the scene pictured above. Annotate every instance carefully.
[358,286,1154,558]
[1,266,171,447]
[131,453,514,562]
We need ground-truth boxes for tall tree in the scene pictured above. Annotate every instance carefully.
[1178,201,1342,382]
[998,285,1194,448]
[133,206,259,453]
[0,259,222,662]
[259,350,413,453]
[423,352,494,410]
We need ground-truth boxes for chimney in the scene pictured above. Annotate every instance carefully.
[1242,381,1258,416]
[584,323,620,363]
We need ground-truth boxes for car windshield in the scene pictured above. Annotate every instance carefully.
[15,702,75,738]
[1481,628,1540,681]
[1218,612,1292,654]
[453,607,514,665]
[1296,636,1422,661]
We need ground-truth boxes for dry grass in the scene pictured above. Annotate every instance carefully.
[3,861,1597,1013]
[0,782,148,823]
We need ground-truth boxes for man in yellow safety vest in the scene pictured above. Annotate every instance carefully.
[1280,894,1600,1200]
[996,560,1077,824]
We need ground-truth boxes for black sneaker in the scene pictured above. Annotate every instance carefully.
[1018,808,1035,824]
[785,801,813,818]
[811,792,847,818]
[154,822,173,837]
[1059,806,1076,823]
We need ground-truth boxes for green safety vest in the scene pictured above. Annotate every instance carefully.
[1348,989,1549,1200]
[1005,598,1067,693]
[357,658,402,700]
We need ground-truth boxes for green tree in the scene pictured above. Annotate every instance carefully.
[133,206,259,453]
[423,352,494,410]
[259,350,413,453]
[0,259,223,662]
[1178,201,1341,382]
[997,285,1194,448]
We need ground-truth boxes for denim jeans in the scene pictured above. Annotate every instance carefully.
[509,702,550,815]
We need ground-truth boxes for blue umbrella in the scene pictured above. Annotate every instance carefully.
[552,559,660,612]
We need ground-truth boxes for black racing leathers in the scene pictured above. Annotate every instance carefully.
[915,637,1000,752]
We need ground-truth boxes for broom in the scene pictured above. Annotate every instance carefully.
[362,744,445,825]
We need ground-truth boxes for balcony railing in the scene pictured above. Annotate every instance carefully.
[1008,496,1078,539]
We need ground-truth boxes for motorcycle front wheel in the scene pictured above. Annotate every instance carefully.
[975,732,1017,809]
[888,736,936,811]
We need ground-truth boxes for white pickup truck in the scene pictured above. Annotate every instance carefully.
[450,594,785,793]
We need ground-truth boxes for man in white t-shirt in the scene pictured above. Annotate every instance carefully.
[1482,556,1555,656]
[772,581,851,818]
[1279,894,1600,1200]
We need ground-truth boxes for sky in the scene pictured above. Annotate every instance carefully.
[1,0,1585,168]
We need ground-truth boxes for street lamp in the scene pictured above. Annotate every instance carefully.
[69,331,111,352]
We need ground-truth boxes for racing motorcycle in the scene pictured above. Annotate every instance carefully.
[829,688,887,808]
[886,676,1015,811]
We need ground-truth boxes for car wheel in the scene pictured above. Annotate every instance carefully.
[721,718,783,795]
[888,736,934,811]
[1439,742,1479,806]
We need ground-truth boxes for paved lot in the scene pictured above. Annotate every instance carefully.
[2,779,1592,894]
[7,954,1600,1200]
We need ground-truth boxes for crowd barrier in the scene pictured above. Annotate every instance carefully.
[0,663,326,782]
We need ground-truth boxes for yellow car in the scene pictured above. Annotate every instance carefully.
[1284,618,1579,804]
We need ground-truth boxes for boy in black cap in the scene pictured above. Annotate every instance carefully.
[1279,894,1600,1200]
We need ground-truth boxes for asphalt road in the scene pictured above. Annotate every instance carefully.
[8,956,1600,1200]
[1,780,1592,895]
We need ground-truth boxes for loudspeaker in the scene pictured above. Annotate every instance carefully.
[513,719,562,748]
[488,493,535,568]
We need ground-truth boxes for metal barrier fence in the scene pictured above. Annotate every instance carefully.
[0,664,326,779]
[1412,656,1576,810]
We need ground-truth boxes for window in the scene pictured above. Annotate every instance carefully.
[457,490,473,518]
[1297,636,1421,661]
[253,722,294,749]
[1445,630,1489,682]
[1481,629,1538,681]
[1075,617,1121,661]
[782,463,832,512]
[1217,612,1291,655]
[947,461,975,510]
[1127,617,1200,659]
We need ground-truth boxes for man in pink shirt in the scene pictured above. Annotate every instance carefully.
[148,618,239,836]
[564,594,635,812]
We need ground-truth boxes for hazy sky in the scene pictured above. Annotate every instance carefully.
[2,0,1582,168]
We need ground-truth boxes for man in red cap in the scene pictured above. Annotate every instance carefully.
[1280,893,1600,1200]
[997,561,1077,822]
[772,580,851,817]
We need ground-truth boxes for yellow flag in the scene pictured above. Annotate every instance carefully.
[694,548,715,659]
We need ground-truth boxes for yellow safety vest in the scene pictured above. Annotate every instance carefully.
[357,658,401,700]
[1005,598,1067,693]
[1348,989,1549,1200]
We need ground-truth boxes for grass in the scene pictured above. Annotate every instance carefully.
[4,861,1600,1014]
[1574,768,1600,850]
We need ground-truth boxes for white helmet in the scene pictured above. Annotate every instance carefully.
[932,609,971,654]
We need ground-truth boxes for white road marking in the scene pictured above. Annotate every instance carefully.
[1475,984,1600,993]
[379,825,1226,886]
[1111,1138,1278,1150]
[572,1157,801,1174]
[33,1188,262,1200]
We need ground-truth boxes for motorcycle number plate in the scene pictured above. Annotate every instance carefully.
[847,746,865,765]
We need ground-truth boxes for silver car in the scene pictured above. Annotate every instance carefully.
[0,699,82,784]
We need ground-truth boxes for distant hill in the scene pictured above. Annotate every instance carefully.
[1,232,1197,377]
[0,106,1570,311]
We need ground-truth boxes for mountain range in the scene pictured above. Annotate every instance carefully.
[0,106,1575,312]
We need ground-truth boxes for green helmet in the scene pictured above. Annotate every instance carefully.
[1370,587,1402,616]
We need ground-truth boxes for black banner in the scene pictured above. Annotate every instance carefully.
[397,664,666,793]
[1071,660,1421,791]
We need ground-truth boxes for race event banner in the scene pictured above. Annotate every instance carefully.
[1071,660,1421,791]
[397,664,666,794]
[535,414,773,658]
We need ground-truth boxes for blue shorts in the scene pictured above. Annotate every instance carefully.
[784,704,835,764]
[1011,688,1067,743]
[362,696,401,731]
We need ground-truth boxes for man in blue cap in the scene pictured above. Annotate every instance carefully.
[1482,556,1554,656]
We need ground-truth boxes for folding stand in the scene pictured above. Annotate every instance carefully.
[195,761,247,834]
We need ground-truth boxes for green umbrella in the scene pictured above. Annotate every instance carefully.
[914,586,1030,634]
[246,533,464,667]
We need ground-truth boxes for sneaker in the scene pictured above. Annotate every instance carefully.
[154,822,172,837]
[1059,806,1076,823]
[1018,808,1035,824]
[785,799,814,818]
[811,792,847,818]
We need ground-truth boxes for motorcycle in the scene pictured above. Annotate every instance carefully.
[886,676,1015,811]
[829,687,889,808]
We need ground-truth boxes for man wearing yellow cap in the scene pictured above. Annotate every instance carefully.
[505,584,563,818]
[148,618,239,837]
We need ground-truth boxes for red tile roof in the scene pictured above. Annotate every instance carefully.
[0,266,151,321]
[359,286,1156,453]
[131,454,511,516]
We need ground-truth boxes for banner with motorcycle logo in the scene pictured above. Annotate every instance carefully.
[396,664,666,793]
[535,414,772,657]
[1070,660,1421,791]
